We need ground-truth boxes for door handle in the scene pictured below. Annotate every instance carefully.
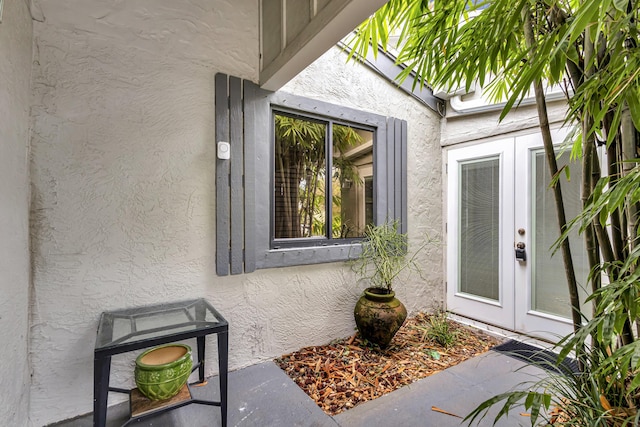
[515,242,526,262]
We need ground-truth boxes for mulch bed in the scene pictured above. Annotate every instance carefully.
[275,312,502,415]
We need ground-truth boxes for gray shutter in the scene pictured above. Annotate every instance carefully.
[394,118,408,235]
[382,117,408,234]
[216,73,408,272]
[215,73,264,276]
[215,74,231,276]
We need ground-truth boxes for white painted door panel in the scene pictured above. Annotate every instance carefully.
[447,139,515,330]
[447,129,589,341]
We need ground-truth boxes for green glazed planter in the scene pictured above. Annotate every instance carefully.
[134,344,193,401]
[354,287,407,347]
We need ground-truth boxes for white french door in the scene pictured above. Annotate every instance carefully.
[447,129,590,341]
[446,138,516,330]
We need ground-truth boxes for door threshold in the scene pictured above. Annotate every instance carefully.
[447,312,559,352]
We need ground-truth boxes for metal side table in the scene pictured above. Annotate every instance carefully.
[94,299,228,427]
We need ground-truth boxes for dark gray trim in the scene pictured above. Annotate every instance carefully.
[255,92,391,269]
[268,105,379,249]
[337,41,446,117]
[215,75,267,276]
[258,244,362,269]
[215,74,409,273]
[250,81,273,270]
[215,74,230,276]
[382,117,408,234]
[393,118,402,228]
[385,117,394,222]
[269,92,388,128]
[374,119,387,226]
[390,118,409,235]
[229,77,244,275]
[400,119,408,234]
[243,80,264,274]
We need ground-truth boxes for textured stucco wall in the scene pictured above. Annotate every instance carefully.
[28,1,442,424]
[0,0,33,425]
[442,100,568,147]
[281,46,444,309]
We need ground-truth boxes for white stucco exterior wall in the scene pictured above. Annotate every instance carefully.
[442,99,568,147]
[281,46,444,305]
[28,1,442,424]
[0,0,33,425]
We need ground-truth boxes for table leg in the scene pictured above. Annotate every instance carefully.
[197,336,206,383]
[218,331,228,427]
[93,355,111,427]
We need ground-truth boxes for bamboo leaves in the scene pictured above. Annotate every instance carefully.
[274,115,364,239]
[349,0,640,423]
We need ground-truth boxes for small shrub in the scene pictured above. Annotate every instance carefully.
[426,312,458,348]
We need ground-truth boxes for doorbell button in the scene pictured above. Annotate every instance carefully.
[217,141,231,159]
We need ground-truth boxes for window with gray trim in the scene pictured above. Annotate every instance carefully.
[272,110,375,248]
[215,73,407,275]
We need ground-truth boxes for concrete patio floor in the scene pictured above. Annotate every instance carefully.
[53,350,545,427]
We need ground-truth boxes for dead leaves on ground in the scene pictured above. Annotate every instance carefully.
[275,313,501,415]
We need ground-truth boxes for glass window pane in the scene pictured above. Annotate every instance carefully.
[531,150,590,318]
[331,126,374,238]
[274,114,327,238]
[458,158,500,301]
[364,177,374,227]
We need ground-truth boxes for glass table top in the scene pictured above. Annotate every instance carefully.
[95,299,227,352]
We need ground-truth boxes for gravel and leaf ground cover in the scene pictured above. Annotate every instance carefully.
[275,312,501,415]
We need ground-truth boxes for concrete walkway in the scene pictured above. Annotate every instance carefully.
[53,351,544,427]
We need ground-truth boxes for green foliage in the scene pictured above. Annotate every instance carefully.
[466,344,640,426]
[349,0,640,425]
[425,312,458,349]
[470,168,640,426]
[274,115,363,238]
[349,0,639,143]
[351,221,422,292]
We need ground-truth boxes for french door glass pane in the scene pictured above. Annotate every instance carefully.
[458,158,500,301]
[532,150,590,318]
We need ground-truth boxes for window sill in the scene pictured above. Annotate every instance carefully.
[255,243,362,269]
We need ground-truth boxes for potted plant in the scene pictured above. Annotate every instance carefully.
[351,221,421,347]
[134,344,193,400]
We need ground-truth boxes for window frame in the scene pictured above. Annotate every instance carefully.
[253,91,402,269]
[214,74,406,274]
[270,107,377,249]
